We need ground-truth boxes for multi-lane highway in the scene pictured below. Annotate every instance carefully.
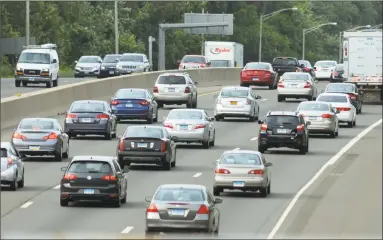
[1,82,382,239]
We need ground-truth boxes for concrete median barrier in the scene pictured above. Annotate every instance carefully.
[0,68,241,129]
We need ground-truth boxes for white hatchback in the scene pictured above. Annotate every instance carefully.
[313,60,337,80]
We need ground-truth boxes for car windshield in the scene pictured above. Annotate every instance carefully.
[157,76,186,84]
[272,58,297,66]
[298,103,330,111]
[283,73,309,81]
[245,63,270,70]
[211,60,230,67]
[315,61,336,68]
[103,55,120,63]
[115,90,146,99]
[18,52,50,64]
[125,127,163,138]
[266,116,299,125]
[120,55,143,62]
[68,161,112,174]
[1,148,8,158]
[78,57,99,63]
[19,119,54,130]
[70,102,105,112]
[335,64,344,71]
[220,89,248,98]
[220,153,261,165]
[182,56,205,63]
[326,84,354,93]
[298,61,312,67]
[154,188,205,202]
[317,95,348,103]
[167,111,203,120]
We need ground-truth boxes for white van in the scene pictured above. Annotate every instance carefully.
[15,43,59,88]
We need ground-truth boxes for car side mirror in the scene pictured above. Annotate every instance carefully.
[215,159,220,164]
[208,117,215,121]
[213,94,218,98]
[306,121,311,126]
[266,162,273,167]
[74,60,78,64]
[206,62,212,66]
[258,120,263,124]
[256,95,262,99]
[194,81,198,85]
[52,59,57,64]
[171,136,178,141]
[314,79,319,83]
[145,196,152,202]
[144,60,149,63]
[214,198,223,204]
[98,60,102,63]
[300,64,305,68]
[60,167,67,172]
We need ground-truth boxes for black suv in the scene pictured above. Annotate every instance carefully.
[257,111,310,154]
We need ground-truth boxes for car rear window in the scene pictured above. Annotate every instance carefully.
[78,56,99,63]
[335,64,344,71]
[182,56,205,64]
[120,55,143,62]
[20,119,54,130]
[298,60,312,68]
[315,61,336,67]
[167,110,203,120]
[266,116,300,125]
[125,127,163,138]
[298,103,330,111]
[220,89,248,98]
[103,55,120,63]
[115,89,146,99]
[272,58,297,66]
[70,102,105,113]
[154,188,205,202]
[157,75,186,85]
[68,161,113,174]
[317,95,347,103]
[326,84,354,93]
[1,148,7,157]
[283,73,309,81]
[245,63,270,70]
[220,153,261,165]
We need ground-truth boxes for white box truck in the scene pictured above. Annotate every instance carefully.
[204,41,244,68]
[343,30,382,103]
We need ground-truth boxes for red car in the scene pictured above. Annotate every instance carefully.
[178,55,211,70]
[240,62,278,89]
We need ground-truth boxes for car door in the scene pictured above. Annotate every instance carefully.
[104,103,116,131]
[354,85,362,108]
[187,76,198,100]
[307,76,317,97]
[206,189,219,230]
[112,160,126,195]
[204,111,214,140]
[300,115,309,143]
[329,106,338,129]
[146,91,157,114]
[260,154,271,183]
[248,89,257,113]
[163,129,175,158]
[54,120,69,151]
[9,146,24,180]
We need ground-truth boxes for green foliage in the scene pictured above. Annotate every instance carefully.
[1,1,381,74]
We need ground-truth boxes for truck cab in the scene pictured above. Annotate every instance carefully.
[272,57,303,78]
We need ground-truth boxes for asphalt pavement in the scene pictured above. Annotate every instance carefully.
[1,82,382,239]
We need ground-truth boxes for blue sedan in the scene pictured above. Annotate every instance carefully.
[110,88,158,123]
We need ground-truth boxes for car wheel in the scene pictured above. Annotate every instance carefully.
[359,106,362,114]
[153,109,158,123]
[105,130,112,140]
[162,155,171,171]
[268,84,274,90]
[215,116,221,121]
[60,198,69,207]
[259,187,268,197]
[277,95,284,102]
[202,136,210,149]
[53,79,58,87]
[15,80,21,87]
[171,148,176,168]
[62,141,69,158]
[157,102,164,109]
[186,101,192,108]
[267,182,271,194]
[9,174,18,191]
[18,170,25,188]
[213,186,222,196]
[258,145,267,153]
[193,99,198,108]
[54,147,63,161]
[249,114,255,122]
[347,121,353,128]
[329,130,336,138]
[209,130,215,147]
[46,80,51,88]
[112,198,121,208]
[307,95,313,101]
[353,118,356,126]
[147,113,154,124]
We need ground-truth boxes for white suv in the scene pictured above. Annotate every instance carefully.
[153,72,198,108]
[15,43,59,88]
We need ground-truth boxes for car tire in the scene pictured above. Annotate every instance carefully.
[186,101,192,108]
[359,107,362,114]
[22,81,28,87]
[215,116,221,121]
[121,191,127,204]
[209,130,215,147]
[153,108,158,123]
[62,141,69,158]
[112,198,121,208]
[54,148,63,161]
[15,80,21,87]
[347,121,353,128]
[267,182,271,194]
[171,148,176,168]
[193,98,198,108]
[258,145,267,153]
[249,115,256,122]
[213,187,222,196]
[105,130,112,140]
[307,95,313,101]
[277,95,284,102]
[157,102,164,109]
[202,136,210,149]
[268,84,274,90]
[53,79,58,87]
[46,80,51,88]
[18,170,25,188]
[9,174,17,191]
[147,114,154,124]
[60,198,69,207]
[259,187,268,197]
[353,118,356,126]
[162,155,171,171]
[329,130,336,138]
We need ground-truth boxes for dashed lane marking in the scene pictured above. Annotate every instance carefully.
[193,172,202,178]
[20,201,33,209]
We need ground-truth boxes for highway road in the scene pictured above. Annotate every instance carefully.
[1,82,382,239]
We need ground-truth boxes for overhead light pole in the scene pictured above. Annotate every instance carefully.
[258,7,298,62]
[302,22,337,60]
[338,25,371,63]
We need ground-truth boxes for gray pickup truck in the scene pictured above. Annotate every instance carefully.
[272,57,303,79]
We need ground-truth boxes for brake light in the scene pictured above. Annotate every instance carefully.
[303,67,310,72]
[321,114,333,118]
[147,203,159,213]
[296,68,299,72]
[63,174,78,180]
[260,124,268,133]
[43,132,59,139]
[246,99,252,105]
[194,124,205,129]
[139,100,149,105]
[304,81,311,88]
[184,87,191,93]
[278,82,284,88]
[164,122,173,129]
[7,157,13,167]
[65,113,77,119]
[12,132,26,140]
[153,86,159,93]
[297,124,305,131]
[96,113,109,119]
[337,107,351,111]
[248,169,264,175]
[333,72,338,77]
[240,71,246,77]
[215,168,230,174]
[348,94,357,100]
[119,139,124,151]
[197,204,210,214]
[161,141,166,152]
[102,175,117,181]
[111,100,120,105]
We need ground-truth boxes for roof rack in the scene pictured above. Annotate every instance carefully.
[23,43,57,50]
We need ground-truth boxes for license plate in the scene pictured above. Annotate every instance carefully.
[309,116,317,120]
[233,181,245,187]
[168,88,175,92]
[28,146,40,151]
[109,71,114,74]
[289,84,298,88]
[29,77,35,81]
[277,129,289,134]
[180,124,188,130]
[322,69,329,72]
[230,101,237,105]
[84,71,89,74]
[137,143,147,148]
[84,189,94,194]
[169,209,185,216]
[253,78,259,81]
[126,103,133,107]
[81,118,92,123]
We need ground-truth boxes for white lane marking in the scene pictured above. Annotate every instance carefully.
[20,201,33,209]
[250,137,258,141]
[267,118,382,239]
[260,98,268,101]
[193,172,202,178]
[232,148,240,151]
[121,226,134,234]
[52,184,60,190]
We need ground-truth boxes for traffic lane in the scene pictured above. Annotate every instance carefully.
[274,123,382,239]
[0,88,279,238]
[0,77,95,98]
[0,86,223,217]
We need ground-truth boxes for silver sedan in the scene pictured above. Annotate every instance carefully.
[213,150,272,197]
[1,142,25,191]
[297,101,340,137]
[277,72,318,102]
[163,109,216,149]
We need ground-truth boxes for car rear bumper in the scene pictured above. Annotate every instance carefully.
[61,184,119,202]
[153,93,191,104]
[315,71,332,79]
[15,75,50,83]
[64,123,109,135]
[214,176,266,188]
[305,120,335,133]
[146,219,209,230]
[112,110,151,119]
[277,88,312,96]
[100,69,119,77]
[166,129,206,142]
[215,105,251,117]
[259,134,305,148]
[240,76,273,86]
[118,151,166,163]
[1,167,16,183]
[119,68,144,74]
[337,111,354,122]
[13,141,59,156]
[75,69,100,76]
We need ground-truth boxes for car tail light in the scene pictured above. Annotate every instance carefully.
[139,100,149,105]
[111,100,120,105]
[147,203,159,213]
[303,67,310,72]
[102,175,117,181]
[260,124,268,134]
[184,87,191,93]
[12,132,27,140]
[119,139,124,151]
[333,72,339,77]
[322,114,333,118]
[215,168,230,174]
[240,71,247,77]
[63,174,78,180]
[303,81,311,88]
[161,141,166,152]
[314,67,317,71]
[197,204,210,214]
[96,113,109,119]
[248,169,264,175]
[296,68,300,72]
[297,124,305,131]
[7,157,13,167]
[163,122,173,129]
[337,107,351,111]
[278,81,284,88]
[246,99,252,105]
[153,86,159,93]
[43,132,59,139]
[66,113,77,119]
[348,94,357,100]
[194,124,205,129]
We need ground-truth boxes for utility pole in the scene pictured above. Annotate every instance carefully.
[201,8,205,55]
[338,31,342,63]
[148,36,155,70]
[26,0,30,46]
[114,0,119,54]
